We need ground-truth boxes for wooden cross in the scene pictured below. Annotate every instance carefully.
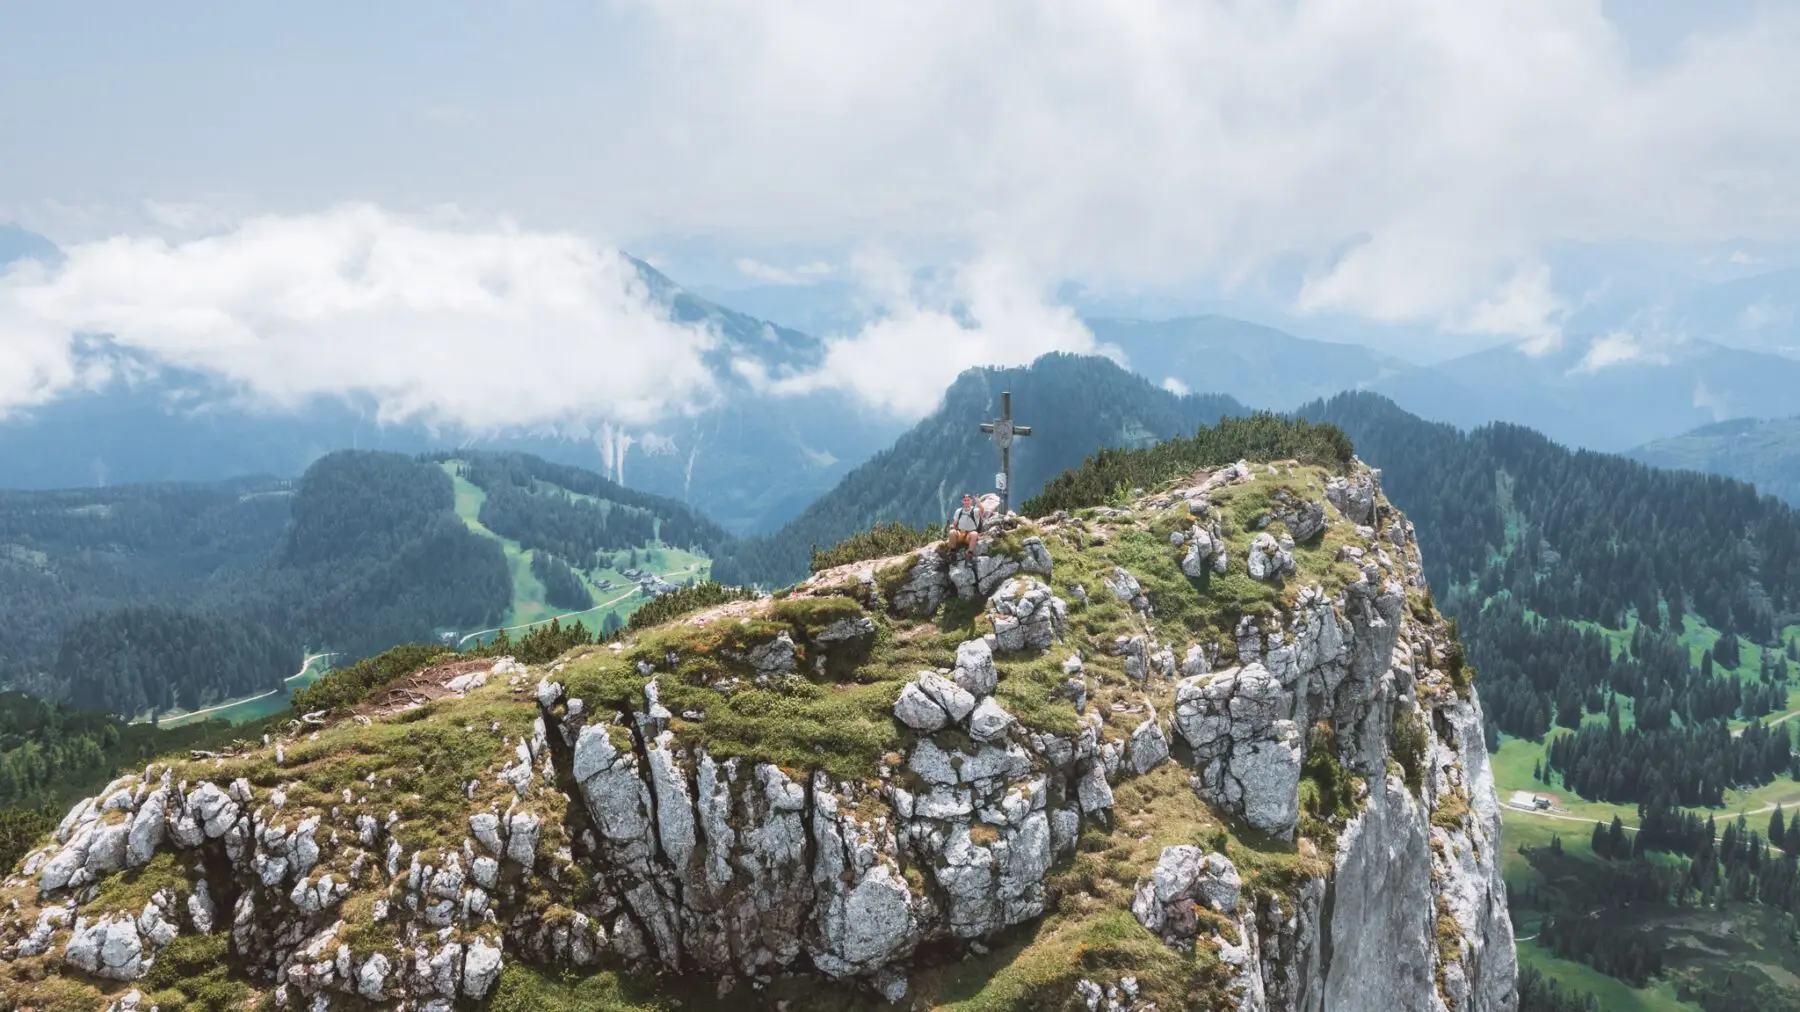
[979,390,1032,515]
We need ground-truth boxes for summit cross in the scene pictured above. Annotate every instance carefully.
[979,390,1032,516]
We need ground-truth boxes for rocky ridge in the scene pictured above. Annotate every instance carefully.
[2,458,1515,1011]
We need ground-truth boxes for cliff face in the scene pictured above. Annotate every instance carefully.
[1,459,1515,1011]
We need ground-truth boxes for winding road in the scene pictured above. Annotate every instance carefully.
[456,587,640,648]
[1504,797,1796,850]
[131,652,336,726]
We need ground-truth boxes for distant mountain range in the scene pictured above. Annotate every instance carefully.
[1090,315,1408,410]
[0,230,905,535]
[1366,334,1800,453]
[12,222,1800,526]
[1628,416,1800,507]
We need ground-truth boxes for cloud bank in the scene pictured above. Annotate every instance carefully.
[7,2,1800,421]
[0,206,723,427]
[763,255,1102,417]
[609,1,1800,341]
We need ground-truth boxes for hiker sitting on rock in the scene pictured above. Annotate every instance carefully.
[948,493,985,560]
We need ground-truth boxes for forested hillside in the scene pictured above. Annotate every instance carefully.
[2,449,727,718]
[441,450,732,562]
[1302,393,1800,749]
[1295,393,1800,1007]
[1629,416,1800,508]
[712,354,1247,586]
[0,477,294,701]
[0,452,510,716]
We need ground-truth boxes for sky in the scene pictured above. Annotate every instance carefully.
[3,1,1799,429]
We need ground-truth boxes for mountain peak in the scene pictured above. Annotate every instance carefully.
[3,447,1513,1009]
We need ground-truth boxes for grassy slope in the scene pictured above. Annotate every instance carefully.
[7,462,1397,1010]
[1491,610,1800,1010]
[132,458,722,731]
[441,461,710,642]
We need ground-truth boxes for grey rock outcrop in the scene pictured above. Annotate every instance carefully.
[1281,498,1328,543]
[1325,471,1379,525]
[3,470,1514,1011]
[954,639,999,697]
[1247,532,1296,581]
[1179,523,1228,577]
[986,578,1066,653]
[1130,845,1241,944]
[887,547,950,617]
[1173,664,1302,839]
[1105,567,1151,612]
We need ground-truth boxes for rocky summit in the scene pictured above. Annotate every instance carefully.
[1,458,1515,1010]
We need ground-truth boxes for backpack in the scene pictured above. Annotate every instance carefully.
[953,506,980,532]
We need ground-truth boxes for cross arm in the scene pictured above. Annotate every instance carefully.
[980,423,995,433]
[1014,425,1032,436]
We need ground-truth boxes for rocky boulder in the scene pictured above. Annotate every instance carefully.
[1172,665,1302,838]
[1105,567,1151,612]
[1280,498,1328,542]
[1131,845,1242,945]
[1246,532,1296,581]
[1178,523,1228,578]
[986,578,1066,653]
[1325,471,1378,525]
[887,547,950,617]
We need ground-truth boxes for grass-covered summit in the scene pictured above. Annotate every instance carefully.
[1,436,1514,1011]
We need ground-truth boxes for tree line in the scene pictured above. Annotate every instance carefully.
[711,354,1249,587]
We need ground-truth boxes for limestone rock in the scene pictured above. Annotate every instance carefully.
[1282,498,1328,542]
[967,698,1015,743]
[1179,523,1226,578]
[125,789,167,867]
[986,577,1066,653]
[505,811,541,872]
[919,671,977,723]
[1325,471,1378,525]
[187,880,216,934]
[1172,665,1302,838]
[64,914,143,980]
[893,682,950,731]
[1104,567,1150,612]
[357,952,391,1000]
[888,547,950,617]
[747,632,798,679]
[1247,532,1296,581]
[973,552,1021,597]
[953,639,999,696]
[1128,713,1170,775]
[462,937,503,997]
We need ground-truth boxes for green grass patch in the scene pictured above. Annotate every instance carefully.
[92,850,193,912]
[141,933,256,1012]
[627,581,758,632]
[290,643,452,714]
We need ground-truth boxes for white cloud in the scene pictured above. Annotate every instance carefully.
[1570,331,1671,374]
[0,205,722,427]
[764,256,1098,416]
[795,261,834,276]
[8,2,1800,393]
[734,258,801,285]
[1693,378,1730,420]
[602,1,1800,343]
[1162,377,1190,396]
[1729,250,1763,265]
